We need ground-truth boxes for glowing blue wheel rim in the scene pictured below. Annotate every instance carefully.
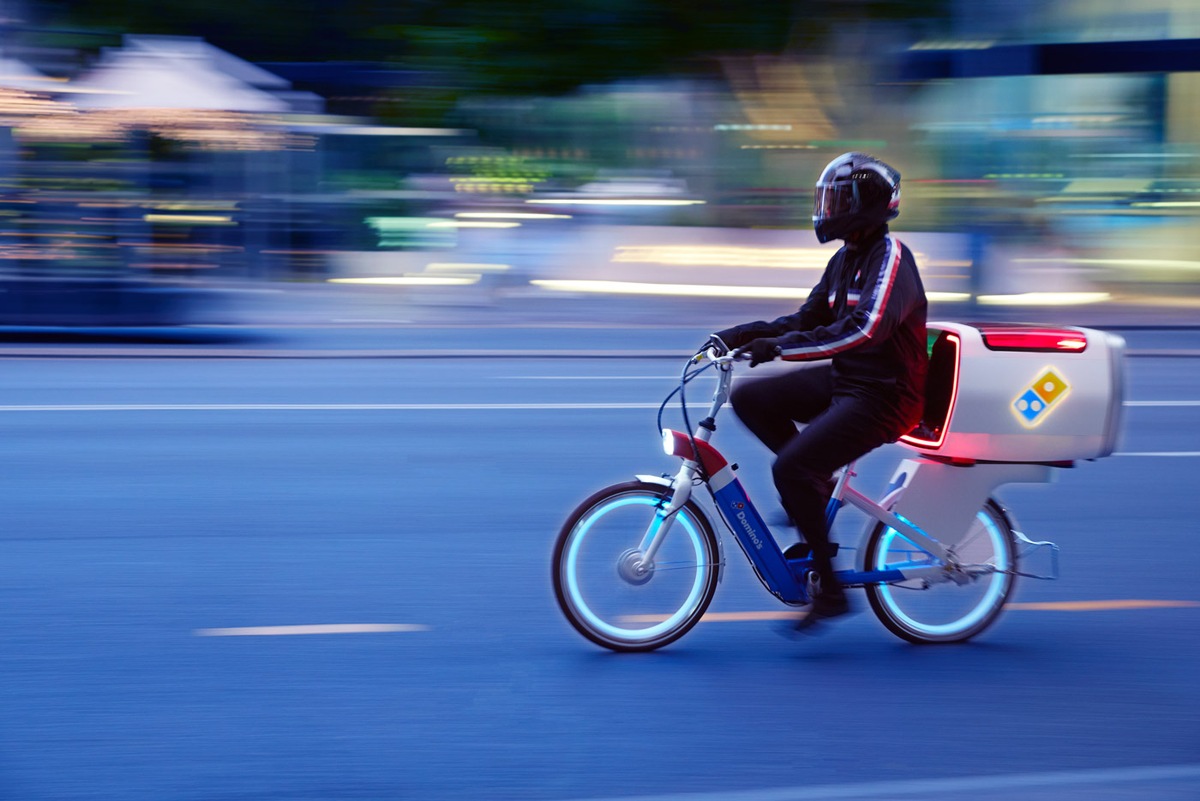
[875,511,1009,637]
[565,495,707,642]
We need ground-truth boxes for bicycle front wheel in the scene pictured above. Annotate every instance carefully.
[864,499,1016,644]
[553,481,720,652]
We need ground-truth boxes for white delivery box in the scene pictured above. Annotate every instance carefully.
[900,322,1126,464]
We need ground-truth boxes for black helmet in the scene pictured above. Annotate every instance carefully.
[812,152,901,243]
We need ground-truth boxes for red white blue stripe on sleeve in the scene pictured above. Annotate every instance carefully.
[780,236,903,360]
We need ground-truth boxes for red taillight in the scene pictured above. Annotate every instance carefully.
[976,324,1088,353]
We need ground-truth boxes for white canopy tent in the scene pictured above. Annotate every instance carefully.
[67,36,319,112]
[121,35,293,91]
[70,53,289,112]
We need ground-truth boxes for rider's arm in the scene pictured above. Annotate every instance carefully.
[773,236,921,362]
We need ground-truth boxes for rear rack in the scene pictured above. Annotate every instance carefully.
[1011,530,1060,580]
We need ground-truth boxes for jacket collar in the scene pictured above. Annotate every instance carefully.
[842,224,889,252]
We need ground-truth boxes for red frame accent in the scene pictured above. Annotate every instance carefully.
[664,430,729,476]
[899,332,961,450]
[976,323,1088,353]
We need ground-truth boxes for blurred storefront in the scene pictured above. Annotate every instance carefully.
[0,35,467,324]
[4,3,1200,326]
[894,1,1200,307]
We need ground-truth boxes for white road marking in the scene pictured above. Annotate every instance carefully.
[0,400,1193,413]
[0,403,666,411]
[194,623,429,636]
[1124,400,1200,406]
[1,404,1197,457]
[553,763,1200,801]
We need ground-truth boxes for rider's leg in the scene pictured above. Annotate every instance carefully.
[772,393,903,616]
[731,365,837,531]
[732,367,906,621]
[729,363,833,454]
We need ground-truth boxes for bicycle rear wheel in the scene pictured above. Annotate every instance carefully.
[864,499,1016,644]
[553,480,720,652]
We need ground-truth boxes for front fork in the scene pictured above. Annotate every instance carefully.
[635,461,699,568]
[636,359,732,570]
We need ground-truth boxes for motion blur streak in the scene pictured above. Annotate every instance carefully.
[553,763,1200,801]
[194,624,430,636]
[531,279,813,299]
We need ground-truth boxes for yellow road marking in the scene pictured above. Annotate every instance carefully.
[194,623,429,636]
[1007,600,1200,612]
[699,611,805,622]
[622,611,804,624]
[620,600,1198,625]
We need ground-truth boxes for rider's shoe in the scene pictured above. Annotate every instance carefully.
[779,590,854,637]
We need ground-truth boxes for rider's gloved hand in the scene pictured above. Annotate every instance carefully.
[743,337,782,367]
[709,323,775,352]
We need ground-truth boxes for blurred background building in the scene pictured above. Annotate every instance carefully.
[0,0,1198,325]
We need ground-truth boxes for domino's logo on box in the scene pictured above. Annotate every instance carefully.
[1013,368,1069,427]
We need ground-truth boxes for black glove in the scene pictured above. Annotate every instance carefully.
[713,322,776,351]
[744,337,781,367]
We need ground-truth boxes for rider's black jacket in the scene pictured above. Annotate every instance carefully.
[718,225,928,433]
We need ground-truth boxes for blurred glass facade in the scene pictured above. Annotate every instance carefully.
[1,1,1199,324]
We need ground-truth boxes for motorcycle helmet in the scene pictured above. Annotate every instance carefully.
[812,152,901,243]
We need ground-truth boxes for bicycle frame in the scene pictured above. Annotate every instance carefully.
[640,354,1051,606]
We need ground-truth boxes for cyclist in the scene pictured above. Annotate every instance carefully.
[704,152,928,632]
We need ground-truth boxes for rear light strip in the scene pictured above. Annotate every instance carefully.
[976,324,1088,353]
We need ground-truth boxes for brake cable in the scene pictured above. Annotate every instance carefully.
[657,356,716,480]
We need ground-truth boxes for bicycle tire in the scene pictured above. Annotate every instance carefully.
[863,499,1016,644]
[552,480,720,652]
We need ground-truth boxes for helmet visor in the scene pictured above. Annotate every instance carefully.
[812,183,858,221]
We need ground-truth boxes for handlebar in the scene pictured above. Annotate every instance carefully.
[692,347,747,366]
[662,346,741,440]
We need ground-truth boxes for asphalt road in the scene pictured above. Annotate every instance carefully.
[1,335,1198,800]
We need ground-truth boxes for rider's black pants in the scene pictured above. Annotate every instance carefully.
[730,363,910,589]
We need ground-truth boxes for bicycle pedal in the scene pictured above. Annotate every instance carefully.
[783,543,811,560]
[783,542,840,560]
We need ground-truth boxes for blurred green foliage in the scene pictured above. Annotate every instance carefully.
[45,0,949,96]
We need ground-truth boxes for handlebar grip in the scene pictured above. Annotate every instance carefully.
[691,347,742,365]
[692,346,726,364]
